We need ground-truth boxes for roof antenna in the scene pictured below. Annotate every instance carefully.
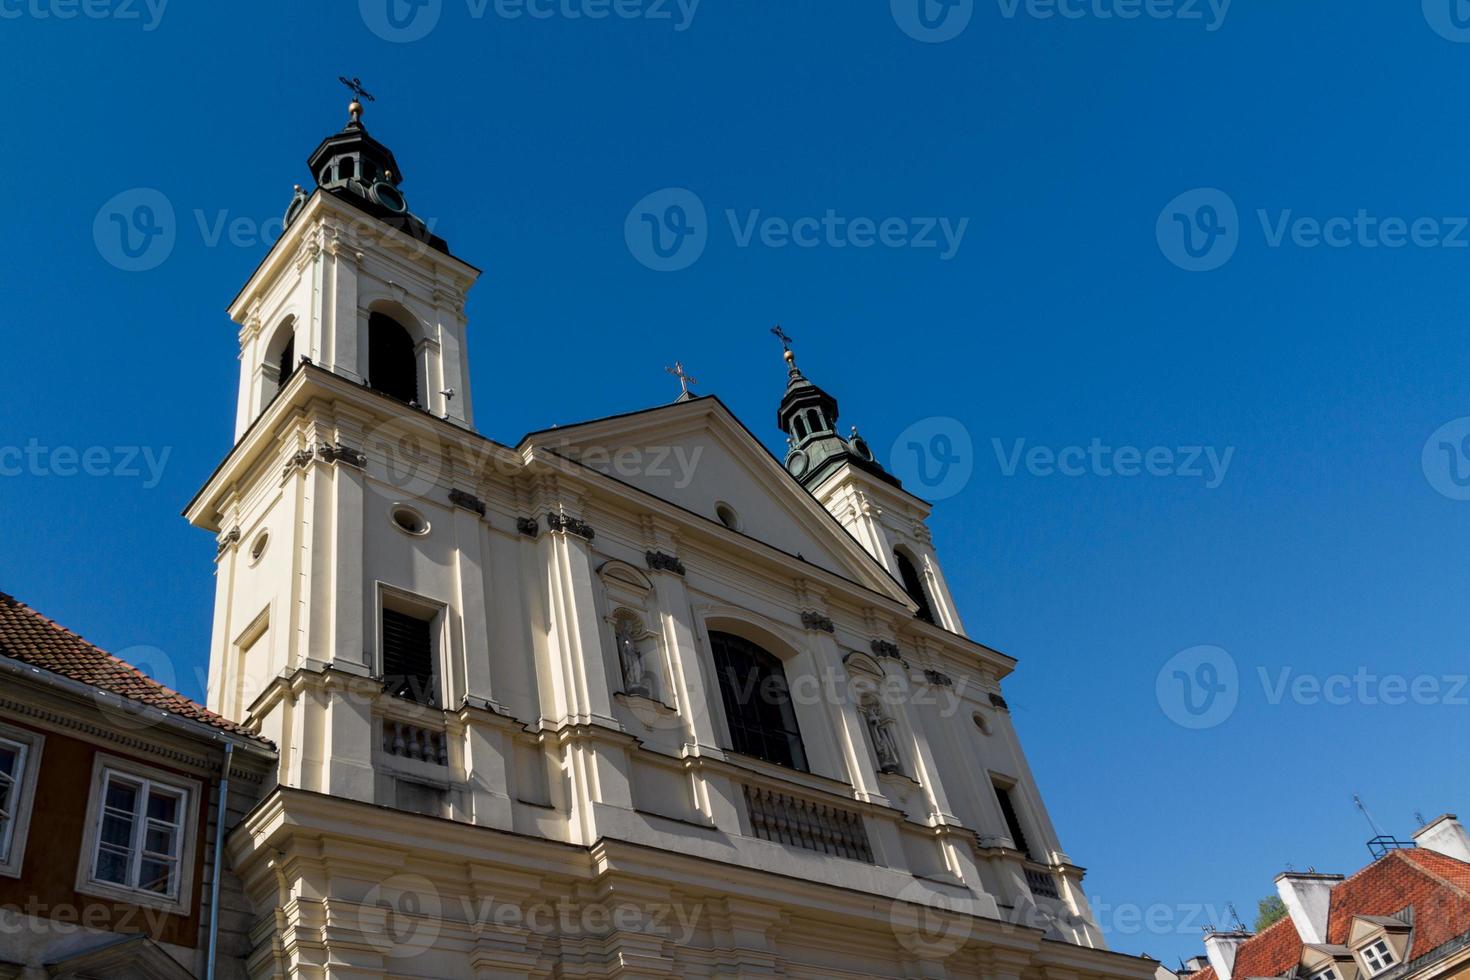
[1354,794,1385,837]
[1415,810,1427,827]
[1226,903,1246,932]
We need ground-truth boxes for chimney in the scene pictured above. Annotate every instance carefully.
[1274,872,1344,945]
[1413,814,1470,863]
[1204,930,1252,980]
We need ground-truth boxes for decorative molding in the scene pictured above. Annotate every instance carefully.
[923,669,954,688]
[516,517,540,538]
[281,448,315,480]
[318,442,366,469]
[448,489,487,517]
[800,612,835,634]
[547,512,595,541]
[645,551,686,576]
[989,692,1010,711]
[870,639,901,660]
[216,527,240,557]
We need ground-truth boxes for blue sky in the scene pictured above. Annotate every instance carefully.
[4,0,1470,965]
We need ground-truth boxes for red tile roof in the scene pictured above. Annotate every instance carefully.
[0,591,265,742]
[1187,848,1470,980]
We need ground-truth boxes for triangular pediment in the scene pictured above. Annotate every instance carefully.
[521,397,910,602]
[45,933,196,980]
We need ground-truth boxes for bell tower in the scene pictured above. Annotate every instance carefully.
[774,334,969,636]
[229,91,477,440]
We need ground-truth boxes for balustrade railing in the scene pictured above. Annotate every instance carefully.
[743,784,873,863]
[382,719,448,766]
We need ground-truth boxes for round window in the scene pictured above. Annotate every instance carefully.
[249,530,269,563]
[391,506,429,536]
[973,712,992,736]
[715,503,741,531]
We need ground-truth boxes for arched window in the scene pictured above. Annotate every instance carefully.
[792,415,808,441]
[709,631,807,771]
[368,312,419,404]
[276,333,295,392]
[894,549,936,625]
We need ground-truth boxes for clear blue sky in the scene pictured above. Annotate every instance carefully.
[4,0,1470,965]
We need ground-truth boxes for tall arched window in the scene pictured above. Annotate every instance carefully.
[709,631,807,771]
[368,312,419,404]
[276,333,295,392]
[894,549,936,625]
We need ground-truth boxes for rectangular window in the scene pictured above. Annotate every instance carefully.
[0,725,42,878]
[1361,939,1397,975]
[993,780,1035,861]
[90,769,188,899]
[382,607,437,707]
[1312,967,1341,980]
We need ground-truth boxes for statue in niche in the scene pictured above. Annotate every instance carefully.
[862,698,903,775]
[614,612,657,701]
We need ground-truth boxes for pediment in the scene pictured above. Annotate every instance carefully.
[522,397,909,603]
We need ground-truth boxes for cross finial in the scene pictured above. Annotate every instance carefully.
[338,76,376,123]
[771,324,793,350]
[666,361,698,399]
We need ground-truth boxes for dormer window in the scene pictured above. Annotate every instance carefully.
[1311,967,1342,980]
[1359,939,1397,976]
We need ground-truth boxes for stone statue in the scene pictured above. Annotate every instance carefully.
[615,614,656,700]
[863,699,903,775]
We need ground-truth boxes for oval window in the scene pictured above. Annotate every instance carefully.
[249,530,269,563]
[716,503,741,531]
[391,506,429,536]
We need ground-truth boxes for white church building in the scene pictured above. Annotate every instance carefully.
[185,98,1158,980]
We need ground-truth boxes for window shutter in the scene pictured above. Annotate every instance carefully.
[382,609,435,706]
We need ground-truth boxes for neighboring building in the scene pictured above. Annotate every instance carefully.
[179,97,1161,979]
[1189,817,1470,980]
[0,591,275,979]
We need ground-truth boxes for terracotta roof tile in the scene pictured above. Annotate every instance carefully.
[0,591,266,743]
[1186,849,1470,980]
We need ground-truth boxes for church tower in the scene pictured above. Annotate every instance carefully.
[776,341,969,636]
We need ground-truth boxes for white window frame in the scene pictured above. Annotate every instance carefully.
[1311,966,1342,980]
[1359,938,1398,976]
[75,754,201,914]
[0,721,44,879]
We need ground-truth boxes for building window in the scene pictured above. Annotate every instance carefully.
[1360,939,1397,976]
[894,549,936,625]
[1311,968,1342,980]
[709,631,808,772]
[715,502,741,531]
[368,312,419,405]
[77,756,201,911]
[993,779,1035,861]
[382,606,438,707]
[276,333,295,391]
[0,726,42,878]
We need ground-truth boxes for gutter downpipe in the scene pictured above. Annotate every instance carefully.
[206,740,233,980]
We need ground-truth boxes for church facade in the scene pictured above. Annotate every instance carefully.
[185,99,1155,980]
